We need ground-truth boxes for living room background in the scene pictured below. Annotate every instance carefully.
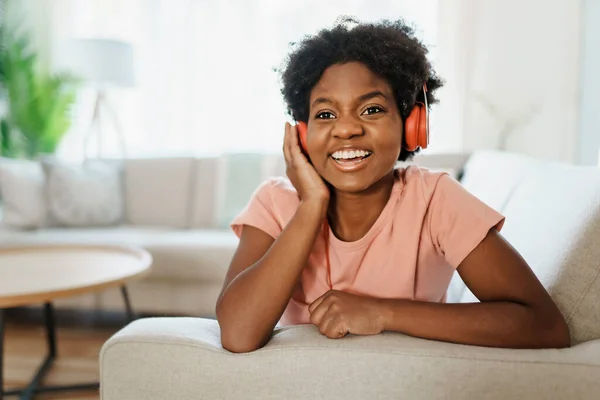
[5,0,437,160]
[1,0,598,163]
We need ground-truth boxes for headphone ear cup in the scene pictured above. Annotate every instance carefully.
[297,122,308,152]
[404,104,429,151]
[419,104,429,149]
[404,106,421,152]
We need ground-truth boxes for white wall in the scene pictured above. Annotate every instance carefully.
[578,0,600,166]
[435,0,583,163]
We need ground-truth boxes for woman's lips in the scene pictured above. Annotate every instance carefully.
[329,153,372,172]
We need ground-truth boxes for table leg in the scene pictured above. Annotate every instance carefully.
[121,285,135,322]
[44,304,56,359]
[3,303,99,398]
[1,291,137,398]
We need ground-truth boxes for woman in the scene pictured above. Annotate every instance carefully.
[215,17,570,353]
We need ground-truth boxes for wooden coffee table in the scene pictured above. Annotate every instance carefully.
[0,244,152,399]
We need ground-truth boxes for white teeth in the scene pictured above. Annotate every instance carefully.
[332,149,372,160]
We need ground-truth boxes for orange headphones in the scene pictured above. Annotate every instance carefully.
[296,83,429,152]
[404,83,429,151]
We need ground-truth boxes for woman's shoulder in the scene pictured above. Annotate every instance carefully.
[399,165,456,202]
[251,176,301,209]
[256,175,299,196]
[230,176,300,239]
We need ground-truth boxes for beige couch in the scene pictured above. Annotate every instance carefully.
[99,150,600,399]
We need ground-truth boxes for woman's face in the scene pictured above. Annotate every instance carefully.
[306,61,403,193]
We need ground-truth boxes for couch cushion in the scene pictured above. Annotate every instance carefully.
[0,157,47,229]
[42,158,125,227]
[446,150,542,302]
[407,152,470,179]
[0,226,238,283]
[124,158,195,228]
[190,157,220,229]
[459,149,540,212]
[460,162,600,344]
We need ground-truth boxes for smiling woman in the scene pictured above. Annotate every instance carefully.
[215,17,570,354]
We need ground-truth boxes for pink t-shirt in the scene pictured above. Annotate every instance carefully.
[231,166,505,326]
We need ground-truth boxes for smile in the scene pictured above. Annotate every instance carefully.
[330,150,373,172]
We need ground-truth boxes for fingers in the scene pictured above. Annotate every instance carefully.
[289,121,301,151]
[285,121,307,163]
[309,298,332,327]
[308,290,339,326]
[308,290,333,314]
[309,291,350,339]
[317,315,349,339]
[282,122,292,165]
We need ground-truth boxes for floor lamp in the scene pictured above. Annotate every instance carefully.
[55,38,135,159]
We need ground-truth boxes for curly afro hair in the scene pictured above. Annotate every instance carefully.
[278,16,444,161]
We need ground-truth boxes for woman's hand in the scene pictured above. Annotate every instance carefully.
[283,122,330,207]
[308,290,386,338]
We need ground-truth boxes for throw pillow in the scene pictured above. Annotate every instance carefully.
[42,158,125,227]
[0,157,47,229]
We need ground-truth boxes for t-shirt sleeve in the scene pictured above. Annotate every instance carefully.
[230,179,283,240]
[427,173,505,268]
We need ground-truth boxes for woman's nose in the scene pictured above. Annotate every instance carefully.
[331,118,363,140]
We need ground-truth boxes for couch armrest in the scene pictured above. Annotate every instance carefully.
[100,317,600,400]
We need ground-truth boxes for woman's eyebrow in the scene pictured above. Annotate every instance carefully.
[357,90,388,102]
[311,90,388,108]
[312,97,333,107]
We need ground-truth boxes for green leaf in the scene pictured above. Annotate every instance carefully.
[1,118,11,156]
[0,24,81,158]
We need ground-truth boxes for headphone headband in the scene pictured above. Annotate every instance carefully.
[422,83,429,144]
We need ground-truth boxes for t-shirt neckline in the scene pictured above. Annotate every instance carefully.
[327,168,404,250]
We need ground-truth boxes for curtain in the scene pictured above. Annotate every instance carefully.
[45,0,439,159]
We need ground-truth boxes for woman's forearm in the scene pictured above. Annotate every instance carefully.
[216,199,327,352]
[378,299,570,349]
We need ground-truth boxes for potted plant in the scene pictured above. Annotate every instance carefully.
[0,3,79,159]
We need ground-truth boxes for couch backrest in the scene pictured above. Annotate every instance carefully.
[122,154,287,229]
[451,150,600,344]
[123,157,197,228]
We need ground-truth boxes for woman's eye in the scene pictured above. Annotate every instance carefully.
[316,111,335,119]
[363,106,383,115]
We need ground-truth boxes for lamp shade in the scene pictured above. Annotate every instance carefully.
[53,38,135,88]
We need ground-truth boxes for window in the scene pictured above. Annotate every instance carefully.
[50,0,438,158]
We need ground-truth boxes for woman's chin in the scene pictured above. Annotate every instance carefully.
[326,174,377,194]
[325,168,396,195]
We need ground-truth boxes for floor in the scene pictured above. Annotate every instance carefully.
[2,307,133,400]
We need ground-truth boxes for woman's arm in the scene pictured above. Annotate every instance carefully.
[380,229,570,348]
[217,122,331,353]
[216,198,327,353]
[308,229,570,349]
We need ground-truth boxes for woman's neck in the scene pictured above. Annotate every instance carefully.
[327,170,396,242]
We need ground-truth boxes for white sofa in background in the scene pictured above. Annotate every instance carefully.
[99,150,600,399]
